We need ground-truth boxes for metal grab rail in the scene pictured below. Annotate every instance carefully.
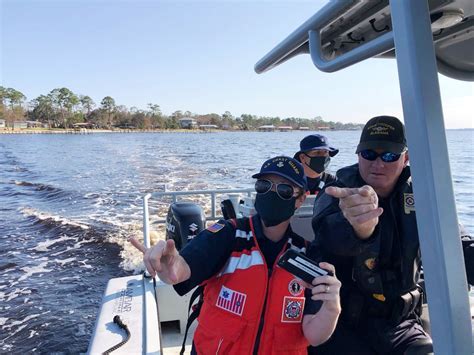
[142,188,254,248]
[308,29,394,72]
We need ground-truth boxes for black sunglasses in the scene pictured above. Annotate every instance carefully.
[255,179,297,200]
[360,149,402,163]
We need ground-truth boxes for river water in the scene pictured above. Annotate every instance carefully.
[0,130,472,353]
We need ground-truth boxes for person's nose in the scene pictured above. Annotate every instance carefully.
[373,157,385,168]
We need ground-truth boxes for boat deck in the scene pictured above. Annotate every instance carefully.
[161,320,197,354]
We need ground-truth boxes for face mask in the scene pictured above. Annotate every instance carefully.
[254,191,297,227]
[306,156,330,174]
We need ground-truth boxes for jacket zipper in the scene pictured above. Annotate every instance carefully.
[252,267,272,355]
[216,338,224,354]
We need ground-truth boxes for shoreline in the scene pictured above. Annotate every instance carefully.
[0,128,222,134]
[0,128,469,135]
[0,128,347,135]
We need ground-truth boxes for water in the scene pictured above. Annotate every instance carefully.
[0,130,472,353]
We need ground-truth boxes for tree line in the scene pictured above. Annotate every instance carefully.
[0,86,364,130]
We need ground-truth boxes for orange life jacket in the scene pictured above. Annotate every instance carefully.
[193,217,309,355]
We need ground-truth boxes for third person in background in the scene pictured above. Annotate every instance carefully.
[294,134,339,195]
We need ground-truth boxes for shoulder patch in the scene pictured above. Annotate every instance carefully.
[403,193,415,214]
[206,222,225,233]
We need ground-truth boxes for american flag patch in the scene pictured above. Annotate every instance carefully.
[206,223,225,233]
[216,286,246,316]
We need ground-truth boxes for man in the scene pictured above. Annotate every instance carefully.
[294,134,339,195]
[132,156,341,354]
[310,116,433,354]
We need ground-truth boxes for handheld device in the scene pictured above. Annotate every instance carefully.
[277,249,331,284]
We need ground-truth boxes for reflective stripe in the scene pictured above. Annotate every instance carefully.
[218,250,265,277]
[235,229,253,240]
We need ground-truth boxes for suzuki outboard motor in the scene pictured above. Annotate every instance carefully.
[165,202,205,250]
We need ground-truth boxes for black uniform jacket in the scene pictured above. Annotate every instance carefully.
[310,164,473,313]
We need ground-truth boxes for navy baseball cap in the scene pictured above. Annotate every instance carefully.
[252,156,307,190]
[294,134,339,161]
[356,116,407,154]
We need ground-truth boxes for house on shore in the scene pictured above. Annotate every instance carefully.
[199,124,218,130]
[26,121,44,128]
[0,119,5,128]
[13,121,27,129]
[179,117,198,129]
[73,122,95,129]
[258,125,275,132]
[278,126,293,132]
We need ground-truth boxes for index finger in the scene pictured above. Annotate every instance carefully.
[325,186,361,199]
[129,237,147,254]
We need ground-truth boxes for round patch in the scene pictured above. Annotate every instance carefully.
[285,300,302,319]
[405,196,414,206]
[288,278,303,296]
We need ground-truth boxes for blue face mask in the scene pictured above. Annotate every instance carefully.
[254,191,297,227]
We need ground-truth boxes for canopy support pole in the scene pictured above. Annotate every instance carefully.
[390,0,471,353]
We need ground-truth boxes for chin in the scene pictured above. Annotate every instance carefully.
[366,177,388,190]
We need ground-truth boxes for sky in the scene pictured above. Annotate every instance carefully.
[1,0,473,128]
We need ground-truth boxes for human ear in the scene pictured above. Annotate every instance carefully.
[295,193,306,209]
[403,152,409,167]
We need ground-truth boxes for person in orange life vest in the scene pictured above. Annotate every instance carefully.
[294,134,339,195]
[130,156,341,354]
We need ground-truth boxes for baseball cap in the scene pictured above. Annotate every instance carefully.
[252,156,307,190]
[356,116,407,154]
[294,134,339,161]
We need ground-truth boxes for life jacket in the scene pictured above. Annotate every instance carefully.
[321,165,422,323]
[193,217,309,355]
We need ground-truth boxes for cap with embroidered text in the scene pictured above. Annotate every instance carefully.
[356,116,407,154]
[252,156,307,189]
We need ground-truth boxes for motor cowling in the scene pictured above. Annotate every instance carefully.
[165,202,205,250]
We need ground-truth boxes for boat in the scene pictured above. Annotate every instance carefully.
[88,0,474,353]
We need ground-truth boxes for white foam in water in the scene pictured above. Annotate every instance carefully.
[1,312,50,345]
[54,257,77,266]
[28,330,38,339]
[29,235,77,252]
[0,287,32,302]
[18,261,51,282]
[48,238,94,257]
[114,227,165,273]
[2,313,44,330]
[0,318,8,326]
[19,207,90,230]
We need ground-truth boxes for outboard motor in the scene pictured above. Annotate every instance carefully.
[165,202,205,250]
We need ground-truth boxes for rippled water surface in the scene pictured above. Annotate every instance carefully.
[0,130,472,353]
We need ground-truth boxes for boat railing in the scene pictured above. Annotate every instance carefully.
[142,188,254,249]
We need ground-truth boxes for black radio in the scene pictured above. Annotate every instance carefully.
[277,249,331,284]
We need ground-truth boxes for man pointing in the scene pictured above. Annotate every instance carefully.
[309,116,434,354]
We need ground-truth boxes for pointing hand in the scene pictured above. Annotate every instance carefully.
[325,185,383,239]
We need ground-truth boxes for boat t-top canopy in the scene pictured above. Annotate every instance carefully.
[255,0,474,81]
[255,0,473,354]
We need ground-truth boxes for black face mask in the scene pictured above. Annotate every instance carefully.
[306,156,330,174]
[254,191,297,227]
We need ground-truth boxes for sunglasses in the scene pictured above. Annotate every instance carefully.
[360,149,402,163]
[255,179,298,200]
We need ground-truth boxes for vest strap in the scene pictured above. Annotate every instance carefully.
[180,285,204,355]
